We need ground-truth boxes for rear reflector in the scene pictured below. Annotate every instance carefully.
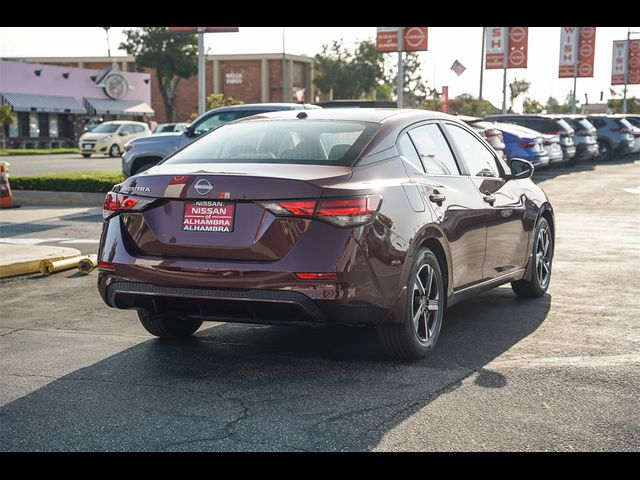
[98,261,116,271]
[295,272,337,280]
[259,194,382,228]
[103,191,154,220]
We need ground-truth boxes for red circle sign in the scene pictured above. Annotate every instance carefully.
[578,63,592,76]
[630,41,640,53]
[509,49,526,67]
[629,73,640,84]
[580,27,595,39]
[579,43,593,57]
[404,27,426,48]
[509,27,526,43]
[630,56,640,69]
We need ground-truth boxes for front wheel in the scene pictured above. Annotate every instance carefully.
[595,140,611,161]
[82,153,91,158]
[511,216,553,297]
[378,248,445,359]
[109,144,121,158]
[137,310,202,338]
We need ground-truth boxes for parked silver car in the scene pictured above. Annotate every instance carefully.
[586,115,635,161]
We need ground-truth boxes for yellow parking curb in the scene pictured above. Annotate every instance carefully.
[0,244,82,278]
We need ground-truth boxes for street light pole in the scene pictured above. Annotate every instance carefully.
[397,27,404,108]
[197,27,205,117]
[479,27,485,100]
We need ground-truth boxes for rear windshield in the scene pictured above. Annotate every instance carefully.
[164,120,379,166]
[615,118,633,129]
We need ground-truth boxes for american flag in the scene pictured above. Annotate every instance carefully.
[450,60,466,76]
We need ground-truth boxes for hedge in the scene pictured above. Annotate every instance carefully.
[0,148,80,156]
[9,171,125,193]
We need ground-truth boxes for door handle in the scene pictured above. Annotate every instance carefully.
[429,192,446,205]
[483,194,496,205]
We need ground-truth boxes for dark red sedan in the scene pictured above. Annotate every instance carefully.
[97,109,554,359]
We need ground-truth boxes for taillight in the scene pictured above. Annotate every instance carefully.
[102,191,154,220]
[97,261,117,271]
[258,195,382,228]
[518,140,537,148]
[295,273,337,280]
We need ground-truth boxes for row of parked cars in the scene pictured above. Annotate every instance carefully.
[461,113,640,169]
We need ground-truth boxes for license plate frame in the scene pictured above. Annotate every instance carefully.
[83,143,93,149]
[182,200,235,233]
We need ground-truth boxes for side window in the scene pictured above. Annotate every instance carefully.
[408,124,459,175]
[133,125,146,133]
[235,110,269,120]
[120,125,133,135]
[396,133,423,172]
[446,124,499,178]
[193,111,237,136]
[589,118,604,128]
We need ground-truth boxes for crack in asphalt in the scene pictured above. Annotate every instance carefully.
[0,328,24,337]
[339,367,476,451]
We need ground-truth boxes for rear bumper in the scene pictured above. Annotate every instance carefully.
[575,142,598,160]
[97,216,407,326]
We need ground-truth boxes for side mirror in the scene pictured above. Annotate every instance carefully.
[507,158,534,180]
[118,131,127,137]
[184,125,195,137]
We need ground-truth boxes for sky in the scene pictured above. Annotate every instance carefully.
[1,27,639,110]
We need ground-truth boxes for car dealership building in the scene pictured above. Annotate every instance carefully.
[3,53,315,130]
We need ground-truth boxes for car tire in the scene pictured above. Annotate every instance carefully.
[511,216,553,298]
[378,248,445,359]
[137,310,202,338]
[595,140,611,162]
[82,153,91,158]
[109,144,121,158]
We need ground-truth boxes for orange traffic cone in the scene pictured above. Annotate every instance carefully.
[0,162,19,209]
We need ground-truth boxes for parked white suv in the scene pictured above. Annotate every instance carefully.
[79,121,150,158]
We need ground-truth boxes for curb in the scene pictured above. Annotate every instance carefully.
[11,190,105,207]
[0,244,82,279]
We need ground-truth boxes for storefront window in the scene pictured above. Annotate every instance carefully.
[49,114,58,138]
[38,113,49,137]
[29,112,39,138]
[8,118,18,138]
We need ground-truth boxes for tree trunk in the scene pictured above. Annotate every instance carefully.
[157,74,177,123]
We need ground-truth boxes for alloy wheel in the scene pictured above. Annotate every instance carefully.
[535,226,552,288]
[412,263,440,344]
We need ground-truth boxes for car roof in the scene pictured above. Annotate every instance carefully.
[103,120,147,125]
[209,102,321,113]
[235,107,463,125]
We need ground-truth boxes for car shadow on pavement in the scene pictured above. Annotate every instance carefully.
[0,286,550,452]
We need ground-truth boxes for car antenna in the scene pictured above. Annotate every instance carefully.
[296,111,307,119]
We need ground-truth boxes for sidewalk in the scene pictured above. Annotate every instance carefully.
[0,206,100,278]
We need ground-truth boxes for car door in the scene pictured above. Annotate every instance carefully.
[401,122,487,290]
[443,122,529,281]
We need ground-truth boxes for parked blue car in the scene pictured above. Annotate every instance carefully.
[491,122,550,168]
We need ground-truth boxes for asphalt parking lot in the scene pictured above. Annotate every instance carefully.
[0,156,638,451]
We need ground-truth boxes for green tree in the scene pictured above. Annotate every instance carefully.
[545,96,572,114]
[509,78,531,110]
[189,93,244,122]
[395,52,429,107]
[607,97,640,114]
[120,27,198,122]
[313,39,388,100]
[523,98,545,113]
[0,104,16,150]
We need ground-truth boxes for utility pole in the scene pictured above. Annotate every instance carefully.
[197,27,205,116]
[397,27,404,108]
[502,59,507,114]
[282,27,286,103]
[571,75,578,114]
[479,27,485,100]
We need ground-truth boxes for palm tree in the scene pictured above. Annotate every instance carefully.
[0,104,16,150]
